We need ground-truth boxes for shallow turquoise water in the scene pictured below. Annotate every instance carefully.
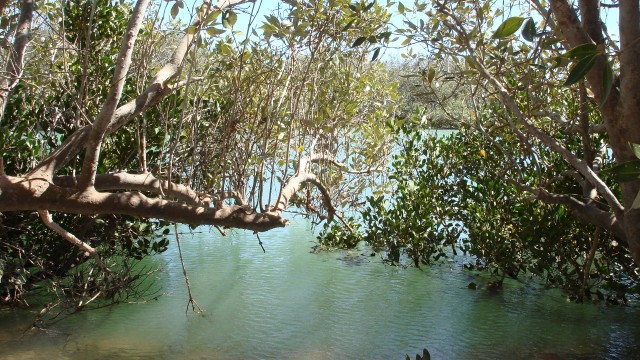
[1,219,639,359]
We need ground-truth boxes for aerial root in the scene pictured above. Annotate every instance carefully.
[174,223,203,314]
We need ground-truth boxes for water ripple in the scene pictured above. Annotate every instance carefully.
[1,220,639,359]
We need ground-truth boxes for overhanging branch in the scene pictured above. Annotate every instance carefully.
[27,0,251,181]
[1,176,287,232]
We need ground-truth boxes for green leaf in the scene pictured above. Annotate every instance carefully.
[342,19,356,32]
[401,36,413,46]
[563,54,597,86]
[632,143,640,160]
[404,20,417,31]
[632,190,640,210]
[371,47,381,61]
[351,36,367,47]
[492,17,526,39]
[206,27,226,36]
[602,159,640,182]
[427,65,436,84]
[203,10,221,25]
[186,26,198,35]
[223,10,237,29]
[364,1,375,12]
[601,59,614,105]
[563,43,599,60]
[219,42,233,55]
[171,2,179,19]
[521,18,536,42]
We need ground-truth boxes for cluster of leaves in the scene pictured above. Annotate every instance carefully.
[321,120,638,303]
[603,143,640,211]
[388,58,470,129]
[317,217,363,249]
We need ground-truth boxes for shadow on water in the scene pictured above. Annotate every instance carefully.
[1,219,639,359]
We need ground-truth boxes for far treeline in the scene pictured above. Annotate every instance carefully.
[0,0,638,314]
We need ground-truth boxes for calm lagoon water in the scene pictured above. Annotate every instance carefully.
[1,219,639,359]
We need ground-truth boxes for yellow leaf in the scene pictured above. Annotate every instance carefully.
[479,149,487,158]
[297,145,305,153]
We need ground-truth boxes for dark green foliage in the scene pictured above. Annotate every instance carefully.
[317,218,363,249]
[0,212,170,307]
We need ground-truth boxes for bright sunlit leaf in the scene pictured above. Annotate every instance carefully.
[492,17,526,39]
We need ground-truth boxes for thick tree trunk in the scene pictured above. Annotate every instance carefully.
[616,0,640,263]
[549,0,640,264]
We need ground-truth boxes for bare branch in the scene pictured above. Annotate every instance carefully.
[37,210,109,272]
[79,0,150,190]
[174,223,202,313]
[54,172,201,206]
[1,176,288,232]
[0,0,34,118]
[210,191,247,207]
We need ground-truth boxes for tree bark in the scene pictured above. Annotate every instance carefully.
[0,0,33,118]
[550,0,640,263]
[0,175,288,232]
[79,0,150,190]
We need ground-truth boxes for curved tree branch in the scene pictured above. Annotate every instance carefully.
[272,150,346,223]
[465,48,624,216]
[37,210,109,272]
[505,179,625,239]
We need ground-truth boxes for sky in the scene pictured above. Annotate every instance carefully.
[172,0,620,61]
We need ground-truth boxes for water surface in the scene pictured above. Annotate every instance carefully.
[1,219,639,359]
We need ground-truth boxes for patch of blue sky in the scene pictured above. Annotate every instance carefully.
[166,0,620,64]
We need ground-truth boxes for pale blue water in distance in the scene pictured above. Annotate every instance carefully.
[1,219,639,359]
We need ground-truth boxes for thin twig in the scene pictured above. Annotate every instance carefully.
[255,232,266,253]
